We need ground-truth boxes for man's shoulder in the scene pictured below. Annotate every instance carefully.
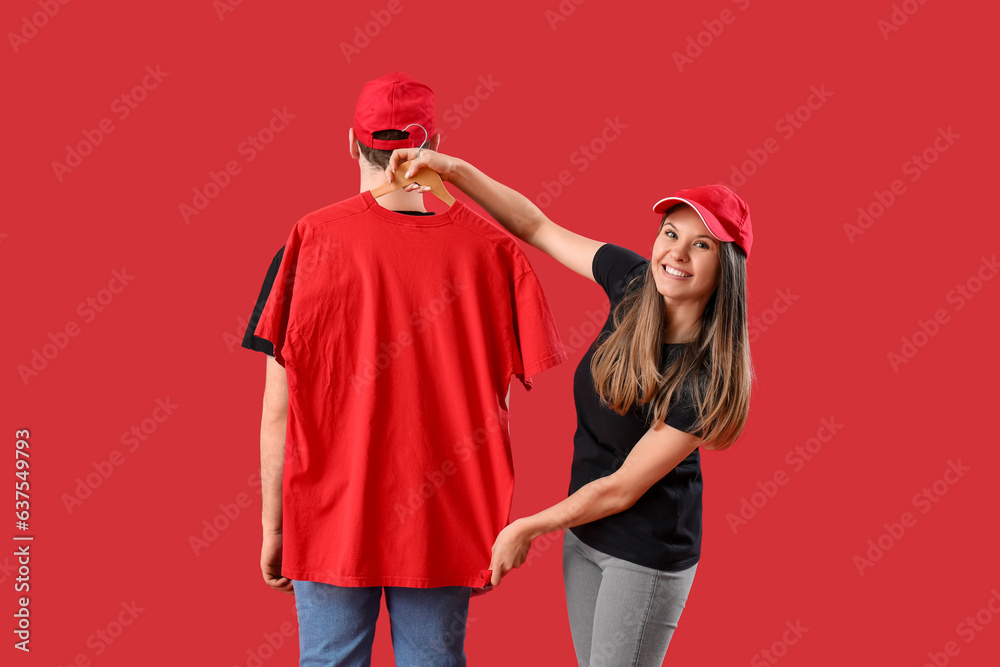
[296,193,371,233]
[450,202,531,273]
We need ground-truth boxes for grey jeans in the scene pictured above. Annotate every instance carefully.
[562,529,698,667]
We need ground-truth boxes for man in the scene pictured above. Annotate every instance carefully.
[241,72,567,666]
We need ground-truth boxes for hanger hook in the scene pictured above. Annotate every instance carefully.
[401,123,429,158]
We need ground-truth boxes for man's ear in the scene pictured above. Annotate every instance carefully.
[428,132,441,152]
[348,127,360,161]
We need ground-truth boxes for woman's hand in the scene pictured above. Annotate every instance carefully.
[488,518,535,587]
[385,148,461,184]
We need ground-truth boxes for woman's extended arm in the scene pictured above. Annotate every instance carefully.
[486,419,702,587]
[386,148,605,283]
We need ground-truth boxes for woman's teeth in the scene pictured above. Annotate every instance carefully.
[663,265,691,278]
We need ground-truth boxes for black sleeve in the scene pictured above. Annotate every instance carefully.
[664,391,703,437]
[241,246,285,356]
[592,243,649,305]
[662,364,707,437]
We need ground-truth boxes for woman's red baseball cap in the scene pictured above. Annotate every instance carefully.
[354,71,435,151]
[652,185,753,258]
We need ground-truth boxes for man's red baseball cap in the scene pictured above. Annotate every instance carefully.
[652,185,754,258]
[354,71,435,151]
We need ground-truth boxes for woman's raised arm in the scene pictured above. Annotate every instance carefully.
[386,148,605,283]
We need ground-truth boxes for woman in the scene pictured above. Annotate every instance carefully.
[384,148,754,666]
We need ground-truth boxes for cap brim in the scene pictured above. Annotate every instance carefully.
[652,197,733,243]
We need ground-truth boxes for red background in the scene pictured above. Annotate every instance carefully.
[5,0,999,665]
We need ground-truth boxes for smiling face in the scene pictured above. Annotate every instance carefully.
[651,204,722,304]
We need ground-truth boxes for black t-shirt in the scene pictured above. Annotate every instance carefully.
[568,243,703,571]
[241,210,436,356]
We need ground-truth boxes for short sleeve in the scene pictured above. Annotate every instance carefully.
[663,383,705,438]
[241,246,285,356]
[592,243,648,304]
[254,224,306,367]
[510,269,568,391]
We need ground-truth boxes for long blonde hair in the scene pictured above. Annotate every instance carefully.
[590,213,754,451]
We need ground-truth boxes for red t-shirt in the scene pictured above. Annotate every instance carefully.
[254,190,567,588]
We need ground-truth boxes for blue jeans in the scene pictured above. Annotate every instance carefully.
[562,529,698,667]
[291,580,471,667]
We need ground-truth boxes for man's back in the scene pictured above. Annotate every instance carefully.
[253,190,566,588]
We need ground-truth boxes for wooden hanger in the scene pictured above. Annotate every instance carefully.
[369,122,456,206]
[370,159,456,206]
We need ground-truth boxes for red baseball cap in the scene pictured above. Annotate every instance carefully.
[652,185,753,258]
[354,72,435,151]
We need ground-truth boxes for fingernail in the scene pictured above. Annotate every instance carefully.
[405,170,412,178]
